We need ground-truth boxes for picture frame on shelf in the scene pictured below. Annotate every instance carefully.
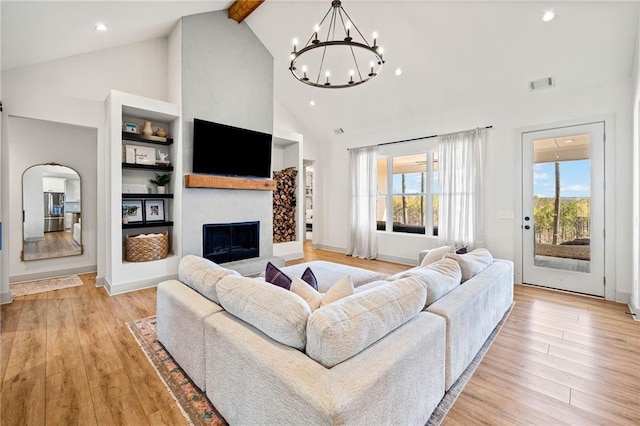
[144,199,165,222]
[124,145,137,164]
[122,200,143,224]
[128,183,148,194]
[123,122,139,134]
[135,146,156,165]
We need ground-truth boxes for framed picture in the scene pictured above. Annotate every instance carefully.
[135,146,156,165]
[123,122,138,134]
[144,199,165,222]
[122,200,143,223]
[124,145,137,163]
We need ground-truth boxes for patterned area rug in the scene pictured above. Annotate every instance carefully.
[10,274,83,297]
[127,304,513,426]
[126,316,225,426]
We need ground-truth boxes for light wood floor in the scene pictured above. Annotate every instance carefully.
[1,243,638,425]
[23,230,81,261]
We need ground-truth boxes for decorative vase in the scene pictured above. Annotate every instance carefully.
[122,216,128,224]
[142,121,153,137]
[155,128,167,138]
[157,186,166,194]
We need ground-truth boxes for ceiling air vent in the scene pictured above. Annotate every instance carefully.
[333,128,345,135]
[529,76,555,91]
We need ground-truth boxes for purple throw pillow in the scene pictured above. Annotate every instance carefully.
[301,267,318,291]
[265,262,292,290]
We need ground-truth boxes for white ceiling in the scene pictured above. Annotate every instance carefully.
[3,1,639,146]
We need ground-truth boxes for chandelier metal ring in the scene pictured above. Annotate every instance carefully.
[289,0,385,89]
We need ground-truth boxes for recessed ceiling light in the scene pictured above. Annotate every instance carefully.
[542,10,555,22]
[95,23,108,31]
[309,100,316,106]
[395,68,402,76]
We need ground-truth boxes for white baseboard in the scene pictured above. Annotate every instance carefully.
[9,264,97,283]
[0,291,13,305]
[629,299,639,322]
[104,274,178,296]
[615,291,630,304]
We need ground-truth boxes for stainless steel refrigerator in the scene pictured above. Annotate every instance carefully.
[44,192,65,232]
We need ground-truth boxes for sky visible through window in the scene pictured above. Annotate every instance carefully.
[392,173,439,193]
[534,159,590,198]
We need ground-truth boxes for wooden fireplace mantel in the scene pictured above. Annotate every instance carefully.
[184,174,276,191]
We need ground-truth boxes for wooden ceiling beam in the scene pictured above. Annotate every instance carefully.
[228,0,265,23]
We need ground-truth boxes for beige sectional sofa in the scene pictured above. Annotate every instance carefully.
[156,249,513,425]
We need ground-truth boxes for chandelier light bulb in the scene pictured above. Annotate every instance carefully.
[95,23,108,32]
[292,38,298,51]
[372,31,378,47]
[349,69,355,84]
[290,53,296,61]
[377,47,384,56]
[302,65,308,72]
[326,70,331,77]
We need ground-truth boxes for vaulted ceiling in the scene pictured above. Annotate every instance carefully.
[2,1,638,146]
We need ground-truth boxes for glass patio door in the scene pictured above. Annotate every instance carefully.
[521,122,605,296]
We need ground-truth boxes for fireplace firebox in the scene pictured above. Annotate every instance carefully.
[203,221,260,264]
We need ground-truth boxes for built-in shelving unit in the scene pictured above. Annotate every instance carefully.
[105,89,182,294]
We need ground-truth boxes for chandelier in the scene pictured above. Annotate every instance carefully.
[289,0,385,89]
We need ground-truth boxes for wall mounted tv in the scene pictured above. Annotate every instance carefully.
[192,118,273,178]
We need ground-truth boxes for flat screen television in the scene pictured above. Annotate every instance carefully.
[192,118,273,178]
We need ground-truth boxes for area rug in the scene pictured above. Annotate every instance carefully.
[127,304,513,426]
[9,274,83,297]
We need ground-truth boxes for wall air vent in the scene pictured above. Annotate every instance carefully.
[333,128,345,135]
[529,76,555,91]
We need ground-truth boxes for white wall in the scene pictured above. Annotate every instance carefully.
[632,5,640,317]
[1,38,169,298]
[279,79,633,300]
[8,117,97,281]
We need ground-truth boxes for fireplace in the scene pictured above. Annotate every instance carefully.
[203,221,260,264]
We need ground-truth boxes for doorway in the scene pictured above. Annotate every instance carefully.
[304,161,314,241]
[521,122,605,297]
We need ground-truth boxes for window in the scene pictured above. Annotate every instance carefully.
[376,151,439,236]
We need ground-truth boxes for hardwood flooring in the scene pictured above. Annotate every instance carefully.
[22,231,81,261]
[1,243,638,425]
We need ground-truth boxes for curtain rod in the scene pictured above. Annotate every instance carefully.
[347,125,493,150]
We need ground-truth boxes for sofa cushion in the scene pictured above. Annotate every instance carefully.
[267,261,387,292]
[216,275,311,350]
[386,258,462,307]
[420,246,455,266]
[178,255,240,304]
[305,276,427,368]
[444,248,494,282]
[290,275,355,311]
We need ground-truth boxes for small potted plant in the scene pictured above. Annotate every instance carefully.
[149,173,171,194]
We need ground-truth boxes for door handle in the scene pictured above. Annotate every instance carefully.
[524,216,531,221]
[524,225,531,230]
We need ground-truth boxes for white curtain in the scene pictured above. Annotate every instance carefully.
[438,128,487,248]
[347,146,378,259]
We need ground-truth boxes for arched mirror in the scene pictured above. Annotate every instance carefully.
[22,163,83,261]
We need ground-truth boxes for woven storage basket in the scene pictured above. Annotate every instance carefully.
[125,232,169,262]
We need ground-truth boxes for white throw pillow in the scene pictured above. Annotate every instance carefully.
[290,274,355,311]
[444,248,494,282]
[420,245,455,266]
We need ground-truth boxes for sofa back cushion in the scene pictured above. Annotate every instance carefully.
[178,255,240,304]
[444,248,494,282]
[216,275,311,350]
[305,276,427,368]
[420,245,455,266]
[388,258,462,307]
